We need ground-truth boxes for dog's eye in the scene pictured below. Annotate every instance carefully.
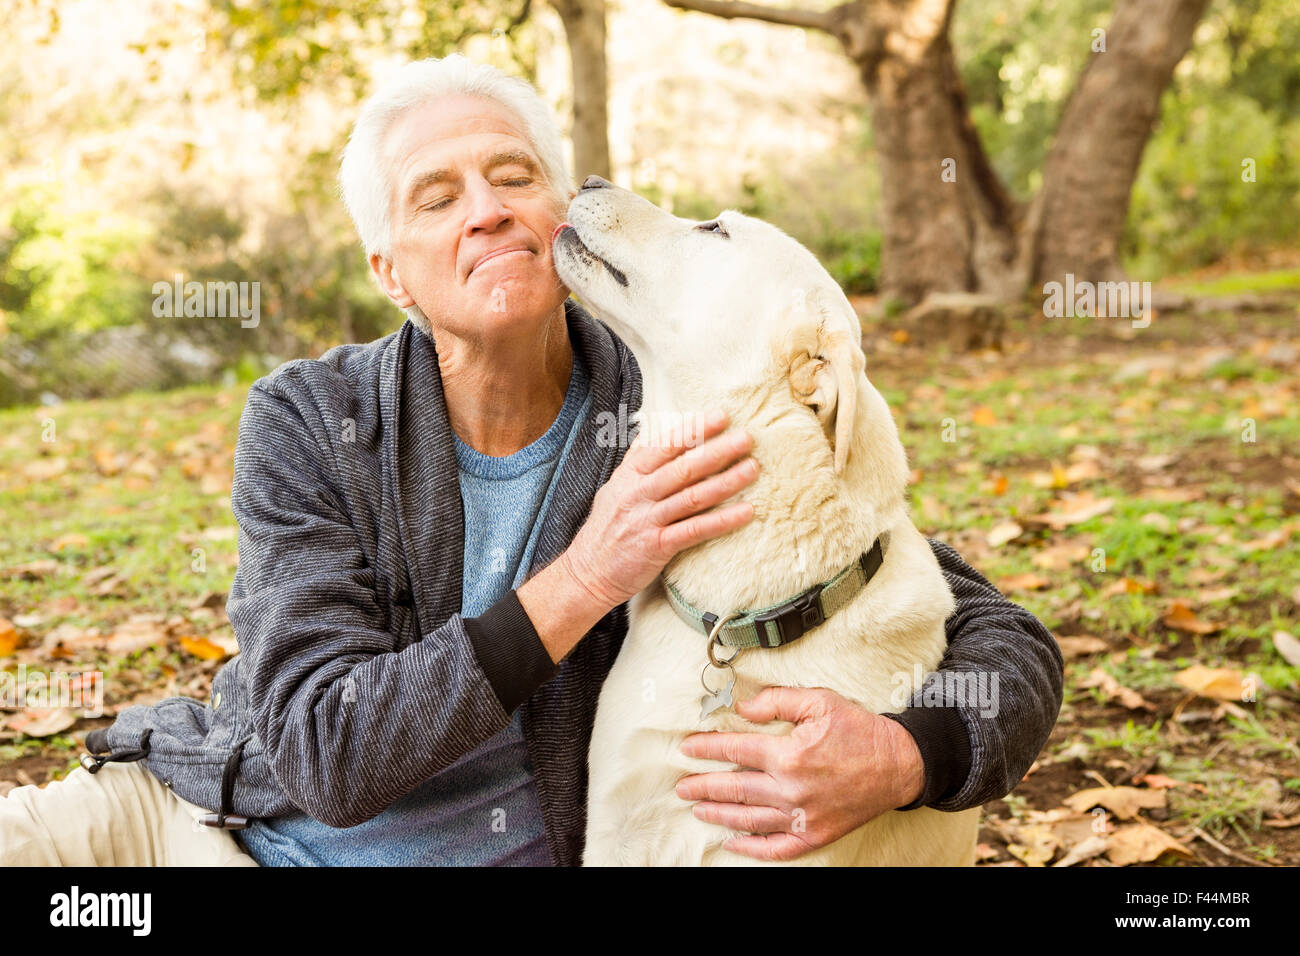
[695,220,729,238]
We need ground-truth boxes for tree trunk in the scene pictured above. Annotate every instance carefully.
[1032,0,1211,286]
[552,0,612,181]
[830,0,1023,303]
[662,0,1209,312]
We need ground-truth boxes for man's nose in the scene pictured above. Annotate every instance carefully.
[580,175,613,191]
[463,177,513,231]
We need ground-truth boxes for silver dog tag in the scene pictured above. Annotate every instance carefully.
[699,677,735,720]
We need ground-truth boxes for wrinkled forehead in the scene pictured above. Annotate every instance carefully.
[382,95,545,201]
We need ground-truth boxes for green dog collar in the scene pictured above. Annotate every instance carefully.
[664,535,888,650]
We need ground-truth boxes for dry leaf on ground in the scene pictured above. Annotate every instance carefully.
[1271,631,1300,668]
[1162,601,1221,635]
[1063,786,1167,820]
[1032,542,1091,571]
[1103,577,1158,597]
[1078,667,1156,711]
[1175,664,1248,702]
[1053,834,1110,868]
[1055,635,1109,658]
[987,521,1023,548]
[1023,494,1115,530]
[1105,823,1194,866]
[1136,774,1187,790]
[178,635,227,661]
[6,707,77,738]
[0,618,18,656]
[1005,824,1059,867]
[998,573,1051,592]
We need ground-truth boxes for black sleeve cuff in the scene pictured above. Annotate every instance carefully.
[462,589,558,714]
[882,705,972,811]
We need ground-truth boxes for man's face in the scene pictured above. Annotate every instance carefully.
[372,93,572,341]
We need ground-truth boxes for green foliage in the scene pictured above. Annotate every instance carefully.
[0,184,154,340]
[958,0,1300,276]
[210,0,538,101]
[1125,90,1300,275]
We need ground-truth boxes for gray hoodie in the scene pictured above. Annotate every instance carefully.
[85,299,1064,867]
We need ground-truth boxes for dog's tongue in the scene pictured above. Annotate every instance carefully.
[552,221,571,242]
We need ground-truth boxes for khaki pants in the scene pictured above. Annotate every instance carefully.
[0,761,259,866]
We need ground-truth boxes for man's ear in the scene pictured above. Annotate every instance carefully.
[787,318,865,475]
[369,253,415,308]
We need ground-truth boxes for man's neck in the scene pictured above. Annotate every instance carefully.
[437,303,574,457]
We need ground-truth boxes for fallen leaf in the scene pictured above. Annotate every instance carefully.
[1140,512,1173,533]
[1146,486,1203,503]
[998,573,1050,592]
[7,707,77,738]
[0,618,18,656]
[4,559,63,580]
[1053,834,1110,868]
[1023,494,1114,530]
[1175,664,1247,702]
[1162,601,1221,635]
[49,533,89,552]
[1136,774,1186,790]
[972,406,998,426]
[23,457,68,480]
[1195,586,1239,604]
[105,616,170,656]
[1239,525,1293,552]
[1031,542,1091,571]
[1055,635,1109,659]
[1136,453,1177,472]
[1105,823,1194,866]
[1006,823,1059,867]
[975,842,1000,862]
[1064,459,1102,483]
[1271,631,1300,668]
[1102,577,1158,597]
[178,635,227,661]
[1078,667,1156,711]
[987,521,1023,548]
[1063,786,1167,820]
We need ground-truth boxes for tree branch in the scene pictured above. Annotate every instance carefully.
[663,0,838,34]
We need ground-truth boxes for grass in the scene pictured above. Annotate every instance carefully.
[1162,266,1300,297]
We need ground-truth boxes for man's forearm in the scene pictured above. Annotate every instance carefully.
[885,539,1065,812]
[516,550,621,664]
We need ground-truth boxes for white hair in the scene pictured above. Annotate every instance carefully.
[339,54,574,330]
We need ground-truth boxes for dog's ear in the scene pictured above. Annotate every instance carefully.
[788,319,865,474]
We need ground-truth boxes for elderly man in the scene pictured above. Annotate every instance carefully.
[0,54,1062,866]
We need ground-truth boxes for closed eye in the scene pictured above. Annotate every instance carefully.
[695,219,729,238]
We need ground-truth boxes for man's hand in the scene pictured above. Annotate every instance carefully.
[563,409,759,609]
[521,409,759,664]
[674,686,926,861]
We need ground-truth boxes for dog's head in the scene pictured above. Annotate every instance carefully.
[554,178,903,493]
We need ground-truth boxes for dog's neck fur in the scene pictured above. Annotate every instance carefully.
[658,372,910,617]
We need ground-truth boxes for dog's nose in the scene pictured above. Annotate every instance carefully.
[581,175,612,191]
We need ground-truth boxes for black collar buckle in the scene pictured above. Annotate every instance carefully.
[753,582,825,648]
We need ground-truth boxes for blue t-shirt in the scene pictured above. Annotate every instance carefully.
[236,349,592,866]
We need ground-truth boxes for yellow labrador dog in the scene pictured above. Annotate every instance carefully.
[553,177,979,866]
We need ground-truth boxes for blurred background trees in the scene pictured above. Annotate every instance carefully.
[1,0,1296,405]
